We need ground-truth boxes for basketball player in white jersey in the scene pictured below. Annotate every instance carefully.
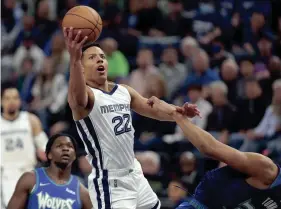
[1,85,49,208]
[63,28,200,209]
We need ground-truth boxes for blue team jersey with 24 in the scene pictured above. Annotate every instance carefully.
[27,168,81,209]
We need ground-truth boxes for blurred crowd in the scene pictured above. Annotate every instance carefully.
[2,0,281,208]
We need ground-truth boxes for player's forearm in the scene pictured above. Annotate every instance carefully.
[68,62,88,107]
[173,113,216,155]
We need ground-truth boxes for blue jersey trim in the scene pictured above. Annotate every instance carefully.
[77,179,81,207]
[95,84,118,95]
[270,165,281,188]
[30,169,39,195]
[42,168,73,187]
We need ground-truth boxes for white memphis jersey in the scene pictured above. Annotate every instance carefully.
[1,111,37,170]
[76,84,135,172]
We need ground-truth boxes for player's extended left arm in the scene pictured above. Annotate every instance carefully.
[29,113,48,162]
[123,85,178,121]
[172,111,279,186]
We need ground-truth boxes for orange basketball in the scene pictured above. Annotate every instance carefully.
[62,6,102,42]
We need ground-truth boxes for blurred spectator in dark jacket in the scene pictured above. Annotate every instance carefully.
[220,59,239,105]
[176,49,220,98]
[179,152,201,194]
[34,0,58,49]
[240,79,281,152]
[16,56,37,109]
[135,0,163,36]
[206,81,238,144]
[210,38,234,71]
[192,0,224,45]
[236,77,269,133]
[243,12,273,56]
[159,47,187,100]
[156,0,190,37]
[13,33,45,73]
[180,36,199,74]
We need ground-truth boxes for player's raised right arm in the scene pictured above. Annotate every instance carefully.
[7,172,35,209]
[63,27,90,109]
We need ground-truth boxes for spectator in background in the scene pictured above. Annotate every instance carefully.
[257,34,273,64]
[187,85,212,130]
[175,49,220,98]
[179,152,201,194]
[243,12,272,56]
[192,0,223,45]
[220,59,240,104]
[30,58,68,131]
[159,47,187,100]
[180,36,199,74]
[206,81,237,144]
[236,57,255,99]
[135,151,161,176]
[129,48,160,97]
[167,179,188,208]
[49,32,70,74]
[236,77,269,134]
[157,0,190,37]
[13,33,45,73]
[100,38,129,81]
[133,74,175,151]
[16,56,37,109]
[240,79,281,152]
[210,38,234,71]
[135,0,163,36]
[34,0,58,49]
[260,56,281,100]
[162,85,212,145]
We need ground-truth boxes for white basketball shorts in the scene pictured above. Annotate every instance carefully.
[88,158,161,209]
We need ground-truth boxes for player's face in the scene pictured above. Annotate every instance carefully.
[1,88,21,115]
[49,136,76,167]
[82,46,108,85]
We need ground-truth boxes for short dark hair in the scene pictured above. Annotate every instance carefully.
[187,84,202,92]
[45,133,78,163]
[82,42,101,53]
[1,81,18,98]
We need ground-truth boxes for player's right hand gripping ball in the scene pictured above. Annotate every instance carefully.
[62,6,102,42]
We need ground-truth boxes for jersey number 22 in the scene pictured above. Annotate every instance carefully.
[112,114,132,135]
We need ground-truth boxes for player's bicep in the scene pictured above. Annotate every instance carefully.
[121,85,151,116]
[7,172,35,209]
[209,141,278,185]
[80,183,92,209]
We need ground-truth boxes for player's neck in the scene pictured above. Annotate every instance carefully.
[47,165,72,183]
[2,111,20,121]
[87,80,116,92]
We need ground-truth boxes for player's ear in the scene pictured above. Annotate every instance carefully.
[48,153,52,161]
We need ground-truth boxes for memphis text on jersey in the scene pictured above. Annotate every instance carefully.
[100,103,130,114]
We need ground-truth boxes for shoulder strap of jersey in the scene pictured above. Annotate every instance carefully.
[270,164,281,188]
[30,168,40,195]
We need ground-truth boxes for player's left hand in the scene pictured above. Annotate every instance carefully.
[182,102,201,118]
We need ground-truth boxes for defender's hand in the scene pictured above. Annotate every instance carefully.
[182,102,201,118]
[63,27,88,64]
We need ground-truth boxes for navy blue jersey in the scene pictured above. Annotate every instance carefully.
[27,168,82,209]
[177,165,281,209]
